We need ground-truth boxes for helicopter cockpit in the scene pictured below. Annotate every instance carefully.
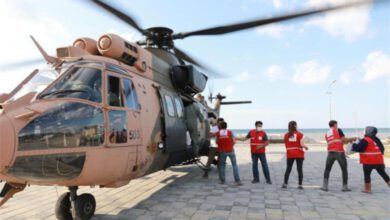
[39,61,102,103]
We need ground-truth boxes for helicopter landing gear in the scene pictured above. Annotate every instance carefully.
[55,187,96,220]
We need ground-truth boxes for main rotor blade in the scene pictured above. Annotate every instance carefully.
[91,0,145,35]
[173,46,224,78]
[221,101,252,105]
[0,58,43,71]
[173,0,382,39]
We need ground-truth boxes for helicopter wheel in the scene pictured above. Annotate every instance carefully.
[73,193,96,220]
[55,192,72,220]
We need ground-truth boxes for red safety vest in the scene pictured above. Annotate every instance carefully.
[359,137,384,165]
[325,127,344,152]
[284,131,304,159]
[216,129,234,153]
[250,130,267,154]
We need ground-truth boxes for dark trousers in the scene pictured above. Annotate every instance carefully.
[363,164,390,183]
[284,158,304,185]
[251,153,271,181]
[323,152,348,185]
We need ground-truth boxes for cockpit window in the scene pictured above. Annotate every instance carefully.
[18,102,105,150]
[40,67,102,103]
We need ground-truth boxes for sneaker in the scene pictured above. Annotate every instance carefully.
[219,180,225,184]
[266,180,272,184]
[251,180,260,184]
[202,173,208,179]
[298,185,304,190]
[281,184,287,189]
[235,181,243,186]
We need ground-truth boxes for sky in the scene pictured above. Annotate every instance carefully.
[0,0,389,129]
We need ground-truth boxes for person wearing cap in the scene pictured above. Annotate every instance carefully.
[352,126,390,193]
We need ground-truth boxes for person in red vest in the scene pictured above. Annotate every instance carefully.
[282,121,309,189]
[352,126,390,193]
[321,120,357,192]
[216,121,242,185]
[236,121,271,184]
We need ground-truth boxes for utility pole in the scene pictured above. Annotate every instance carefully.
[326,80,337,120]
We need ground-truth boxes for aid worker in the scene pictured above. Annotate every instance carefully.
[321,120,357,192]
[352,126,390,193]
[216,121,242,185]
[282,121,308,189]
[236,121,271,184]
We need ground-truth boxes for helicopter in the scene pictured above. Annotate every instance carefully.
[0,0,386,219]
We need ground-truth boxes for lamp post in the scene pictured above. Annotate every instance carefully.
[326,80,337,120]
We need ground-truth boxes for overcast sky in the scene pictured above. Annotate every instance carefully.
[0,0,389,129]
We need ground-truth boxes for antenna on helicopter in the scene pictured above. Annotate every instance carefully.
[207,81,214,104]
[30,35,59,65]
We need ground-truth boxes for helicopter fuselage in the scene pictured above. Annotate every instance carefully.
[0,40,211,189]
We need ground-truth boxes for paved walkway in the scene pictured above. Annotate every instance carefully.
[0,144,389,220]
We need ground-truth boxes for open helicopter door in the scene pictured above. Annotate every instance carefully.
[105,71,141,178]
[156,88,187,152]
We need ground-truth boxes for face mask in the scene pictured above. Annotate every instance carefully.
[256,127,262,131]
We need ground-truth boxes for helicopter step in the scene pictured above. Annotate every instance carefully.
[55,186,96,220]
[0,182,26,207]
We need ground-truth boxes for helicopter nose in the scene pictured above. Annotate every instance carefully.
[0,115,15,173]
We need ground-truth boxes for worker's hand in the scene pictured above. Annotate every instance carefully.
[349,137,358,143]
[200,123,204,129]
[303,146,309,151]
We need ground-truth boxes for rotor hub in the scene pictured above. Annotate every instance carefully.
[144,27,174,49]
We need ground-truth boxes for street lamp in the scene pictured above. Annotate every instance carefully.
[326,80,337,120]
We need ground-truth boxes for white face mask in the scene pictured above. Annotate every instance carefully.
[256,127,262,131]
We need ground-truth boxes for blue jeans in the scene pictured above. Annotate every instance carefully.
[219,151,240,182]
[251,153,271,181]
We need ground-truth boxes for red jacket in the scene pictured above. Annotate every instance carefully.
[216,129,234,153]
[250,130,267,154]
[325,127,344,152]
[359,137,384,165]
[284,131,304,159]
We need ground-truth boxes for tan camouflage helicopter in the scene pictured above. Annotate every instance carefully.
[0,0,385,219]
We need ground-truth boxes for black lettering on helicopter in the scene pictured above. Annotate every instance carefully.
[128,130,140,140]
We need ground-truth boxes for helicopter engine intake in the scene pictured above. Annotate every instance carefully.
[97,33,139,66]
[170,65,207,94]
[73,37,99,55]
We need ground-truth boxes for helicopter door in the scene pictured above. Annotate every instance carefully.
[158,88,187,152]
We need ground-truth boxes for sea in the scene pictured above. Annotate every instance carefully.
[231,128,390,143]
